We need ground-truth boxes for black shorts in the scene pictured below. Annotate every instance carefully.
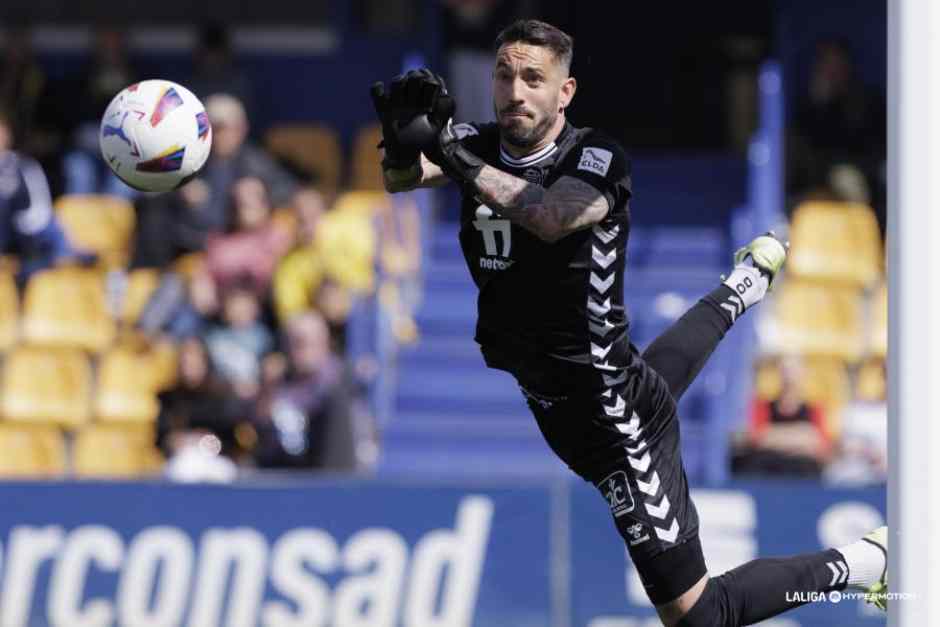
[512,355,707,604]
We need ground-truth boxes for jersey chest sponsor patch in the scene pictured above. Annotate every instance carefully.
[578,146,613,177]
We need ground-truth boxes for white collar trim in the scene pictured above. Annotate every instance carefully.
[499,142,558,167]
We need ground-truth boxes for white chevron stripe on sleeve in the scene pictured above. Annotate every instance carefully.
[592,224,620,244]
[654,518,679,543]
[636,471,660,496]
[590,272,615,293]
[592,245,617,270]
[627,451,651,472]
[644,494,670,519]
[588,296,612,317]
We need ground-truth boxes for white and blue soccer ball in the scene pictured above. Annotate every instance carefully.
[99,79,212,193]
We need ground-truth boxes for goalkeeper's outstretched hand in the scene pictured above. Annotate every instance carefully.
[370,69,455,190]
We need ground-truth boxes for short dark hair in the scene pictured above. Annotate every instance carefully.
[494,19,574,72]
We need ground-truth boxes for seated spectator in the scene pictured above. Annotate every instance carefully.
[130,94,296,267]
[376,194,422,344]
[253,311,376,471]
[156,336,253,464]
[274,186,378,347]
[187,22,256,120]
[732,355,832,477]
[0,109,92,285]
[61,28,140,199]
[201,93,296,220]
[205,176,294,296]
[204,275,274,398]
[787,38,886,233]
[137,266,220,341]
[272,186,327,323]
[826,358,887,485]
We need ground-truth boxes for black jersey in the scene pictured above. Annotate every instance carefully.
[454,120,634,381]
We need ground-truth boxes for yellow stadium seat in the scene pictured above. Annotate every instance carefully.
[171,252,205,279]
[22,266,115,352]
[788,201,883,287]
[773,280,865,362]
[95,344,161,422]
[350,123,385,191]
[0,269,19,351]
[122,268,161,326]
[74,423,162,478]
[1,346,93,427]
[265,124,342,193]
[0,424,66,477]
[55,194,135,270]
[870,282,887,358]
[857,357,886,402]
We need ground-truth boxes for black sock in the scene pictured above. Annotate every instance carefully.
[679,549,849,626]
[641,285,737,401]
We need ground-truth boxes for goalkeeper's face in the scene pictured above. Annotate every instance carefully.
[493,42,576,150]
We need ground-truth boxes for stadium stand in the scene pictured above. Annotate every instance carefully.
[264,124,343,194]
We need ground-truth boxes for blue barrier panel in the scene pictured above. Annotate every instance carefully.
[0,480,553,627]
[0,479,885,627]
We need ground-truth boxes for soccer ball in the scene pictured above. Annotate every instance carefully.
[99,79,212,192]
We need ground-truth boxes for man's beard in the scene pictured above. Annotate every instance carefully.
[497,109,557,150]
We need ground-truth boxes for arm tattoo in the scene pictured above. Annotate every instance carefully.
[470,165,610,242]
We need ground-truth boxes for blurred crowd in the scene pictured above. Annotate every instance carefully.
[0,17,887,484]
[729,37,888,485]
[0,24,423,481]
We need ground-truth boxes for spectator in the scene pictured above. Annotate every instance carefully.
[273,186,377,348]
[60,29,139,199]
[204,275,274,398]
[788,38,886,233]
[201,93,296,220]
[732,355,832,477]
[157,336,252,479]
[272,185,327,323]
[0,28,48,154]
[188,23,255,120]
[253,311,376,471]
[205,176,294,296]
[137,266,220,341]
[0,109,91,284]
[826,358,887,485]
[442,0,526,123]
[131,93,296,267]
[376,193,422,344]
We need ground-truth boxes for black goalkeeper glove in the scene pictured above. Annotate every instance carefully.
[421,120,486,189]
[370,69,455,188]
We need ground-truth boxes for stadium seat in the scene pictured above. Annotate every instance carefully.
[54,194,136,270]
[95,344,161,422]
[121,268,161,326]
[171,252,205,279]
[73,423,162,478]
[870,282,887,358]
[264,124,342,193]
[787,201,883,287]
[857,357,886,402]
[0,346,93,427]
[22,266,116,352]
[0,269,19,351]
[0,424,66,477]
[771,279,865,362]
[350,123,385,191]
